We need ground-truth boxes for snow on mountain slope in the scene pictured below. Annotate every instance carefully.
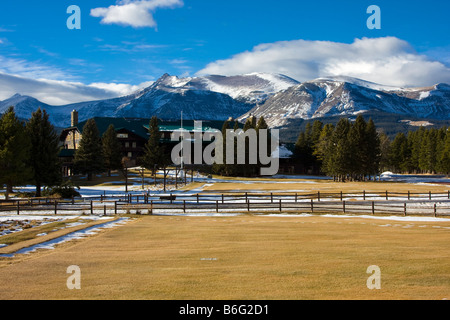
[1,74,449,130]
[241,77,450,128]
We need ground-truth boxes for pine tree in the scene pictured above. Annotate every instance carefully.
[439,128,450,175]
[378,132,391,173]
[102,124,123,177]
[26,108,62,197]
[389,132,410,173]
[142,116,170,174]
[331,118,352,181]
[365,119,381,179]
[0,107,32,199]
[313,123,334,176]
[348,115,368,179]
[242,116,257,176]
[73,118,104,181]
[212,119,231,175]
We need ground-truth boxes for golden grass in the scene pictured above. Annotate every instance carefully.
[0,217,119,256]
[0,215,449,300]
[201,179,450,194]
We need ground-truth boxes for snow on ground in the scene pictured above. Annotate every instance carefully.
[380,172,450,185]
[0,217,130,258]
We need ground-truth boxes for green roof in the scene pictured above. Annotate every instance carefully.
[75,118,224,139]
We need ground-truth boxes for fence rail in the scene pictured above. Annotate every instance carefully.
[1,190,450,217]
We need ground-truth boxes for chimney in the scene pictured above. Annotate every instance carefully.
[71,110,78,127]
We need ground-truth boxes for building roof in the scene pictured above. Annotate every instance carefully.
[63,117,225,141]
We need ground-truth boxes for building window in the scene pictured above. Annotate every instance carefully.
[127,152,133,158]
[125,142,130,148]
[118,133,129,139]
[132,142,137,148]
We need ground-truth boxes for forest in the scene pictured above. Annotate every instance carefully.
[294,115,450,180]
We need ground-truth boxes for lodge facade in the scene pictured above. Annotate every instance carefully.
[59,110,224,177]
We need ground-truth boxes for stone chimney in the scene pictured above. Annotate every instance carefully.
[71,110,78,127]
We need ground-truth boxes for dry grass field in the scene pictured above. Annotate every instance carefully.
[1,214,449,300]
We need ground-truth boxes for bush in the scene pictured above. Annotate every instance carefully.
[42,181,81,199]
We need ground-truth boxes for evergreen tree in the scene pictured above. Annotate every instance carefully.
[331,118,352,181]
[73,118,104,181]
[212,118,231,176]
[313,123,334,176]
[26,108,62,197]
[0,107,32,199]
[389,132,410,173]
[242,116,257,176]
[102,124,123,177]
[142,116,171,174]
[365,118,381,179]
[439,128,450,175]
[348,115,368,179]
[378,132,391,173]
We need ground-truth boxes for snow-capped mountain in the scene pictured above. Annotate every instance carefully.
[1,73,449,132]
[240,77,450,128]
[0,73,295,127]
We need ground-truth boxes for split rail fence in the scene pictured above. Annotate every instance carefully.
[1,190,450,217]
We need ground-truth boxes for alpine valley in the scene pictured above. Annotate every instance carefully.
[1,72,449,142]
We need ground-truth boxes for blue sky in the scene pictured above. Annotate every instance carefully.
[0,0,449,104]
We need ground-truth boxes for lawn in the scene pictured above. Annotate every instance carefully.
[0,214,449,300]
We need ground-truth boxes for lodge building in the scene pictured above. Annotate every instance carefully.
[59,110,224,177]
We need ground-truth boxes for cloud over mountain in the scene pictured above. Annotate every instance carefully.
[197,37,450,88]
[0,72,152,105]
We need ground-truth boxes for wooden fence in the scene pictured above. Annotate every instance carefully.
[1,190,450,217]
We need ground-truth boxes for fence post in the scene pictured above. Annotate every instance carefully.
[386,190,388,200]
[216,200,219,213]
[434,203,437,217]
[408,191,410,200]
[197,193,199,204]
[104,204,107,216]
[279,199,282,212]
[247,200,250,212]
[271,193,273,203]
[340,191,343,201]
[114,201,117,215]
[55,201,58,215]
[429,191,432,201]
[404,203,407,216]
[222,194,224,204]
[17,201,20,215]
[245,192,248,203]
[170,193,173,204]
[363,190,366,200]
[372,201,375,215]
[295,193,297,203]
[90,200,93,215]
[310,199,314,213]
[317,191,321,202]
[343,201,346,213]
[183,200,186,213]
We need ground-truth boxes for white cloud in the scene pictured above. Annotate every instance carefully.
[91,0,184,28]
[197,37,450,87]
[0,72,153,105]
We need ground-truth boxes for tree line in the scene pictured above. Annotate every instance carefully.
[294,115,450,180]
[0,108,171,199]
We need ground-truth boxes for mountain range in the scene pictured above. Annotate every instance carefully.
[1,72,449,141]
